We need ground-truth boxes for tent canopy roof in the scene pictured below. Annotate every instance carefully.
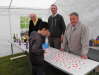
[0,0,56,9]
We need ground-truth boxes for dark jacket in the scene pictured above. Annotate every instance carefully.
[29,18,42,36]
[29,31,45,65]
[48,14,66,37]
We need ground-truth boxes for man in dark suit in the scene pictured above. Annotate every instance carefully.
[29,22,49,75]
[29,14,42,36]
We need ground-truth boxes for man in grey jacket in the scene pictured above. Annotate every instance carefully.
[48,4,66,49]
[62,12,89,59]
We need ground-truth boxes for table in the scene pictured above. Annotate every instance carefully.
[11,42,99,75]
[90,47,99,50]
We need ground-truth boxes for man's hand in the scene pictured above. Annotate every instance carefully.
[60,48,64,51]
[81,56,88,59]
[61,35,64,42]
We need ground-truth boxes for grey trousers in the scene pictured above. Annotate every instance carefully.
[49,37,61,49]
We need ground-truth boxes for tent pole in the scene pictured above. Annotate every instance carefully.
[8,0,13,55]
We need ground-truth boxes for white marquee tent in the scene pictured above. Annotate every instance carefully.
[0,0,99,57]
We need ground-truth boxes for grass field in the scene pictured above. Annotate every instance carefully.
[0,53,99,75]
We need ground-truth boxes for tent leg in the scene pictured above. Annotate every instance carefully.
[11,43,14,55]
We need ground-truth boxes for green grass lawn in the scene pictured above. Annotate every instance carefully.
[0,53,99,75]
[0,53,31,75]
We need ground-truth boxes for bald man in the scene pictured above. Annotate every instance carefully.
[29,14,42,36]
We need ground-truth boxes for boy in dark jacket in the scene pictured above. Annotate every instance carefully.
[29,22,49,75]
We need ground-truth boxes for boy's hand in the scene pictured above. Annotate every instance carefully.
[44,51,47,54]
[47,32,50,36]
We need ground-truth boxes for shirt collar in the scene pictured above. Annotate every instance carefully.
[70,22,81,31]
[52,13,58,17]
[71,22,80,28]
[33,17,38,26]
